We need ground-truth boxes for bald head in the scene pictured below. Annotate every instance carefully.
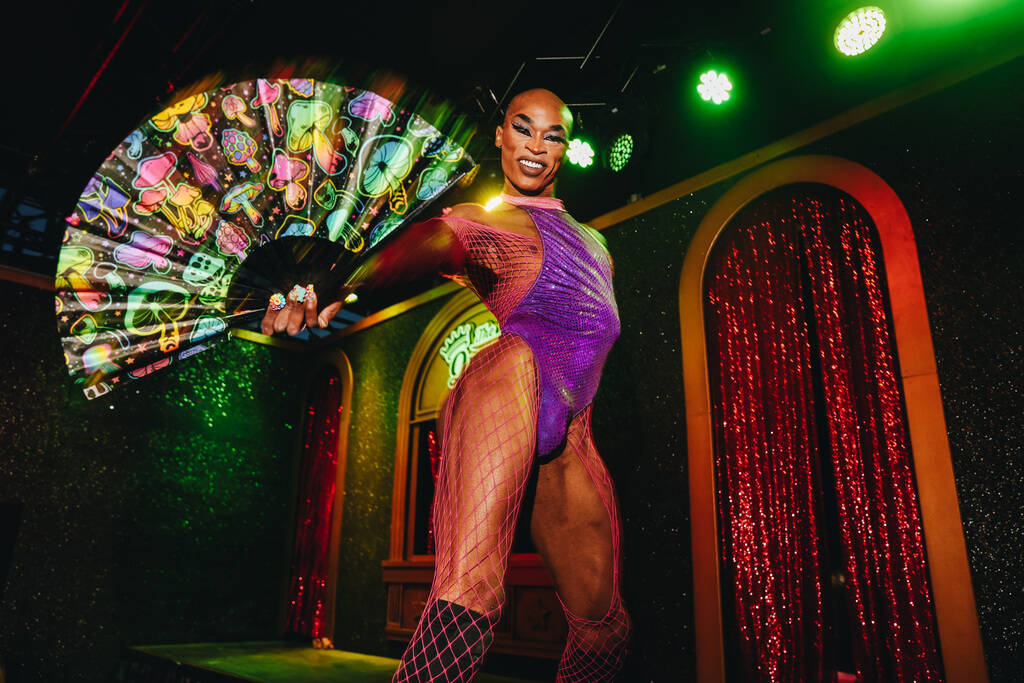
[504,89,573,137]
[495,88,573,196]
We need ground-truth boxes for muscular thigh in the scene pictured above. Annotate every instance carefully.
[530,409,615,619]
[432,334,541,609]
[441,334,539,464]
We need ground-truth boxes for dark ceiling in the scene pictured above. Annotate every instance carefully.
[2,0,1022,280]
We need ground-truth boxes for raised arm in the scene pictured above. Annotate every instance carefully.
[348,212,466,291]
[260,208,471,336]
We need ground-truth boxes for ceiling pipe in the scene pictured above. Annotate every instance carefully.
[580,1,622,70]
[489,61,526,122]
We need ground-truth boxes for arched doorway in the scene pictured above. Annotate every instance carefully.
[282,350,354,643]
[679,156,985,682]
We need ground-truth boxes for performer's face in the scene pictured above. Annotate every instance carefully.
[496,91,572,196]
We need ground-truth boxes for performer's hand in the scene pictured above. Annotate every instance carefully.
[260,285,345,336]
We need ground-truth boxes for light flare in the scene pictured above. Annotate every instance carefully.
[566,139,595,168]
[835,7,887,56]
[697,70,733,105]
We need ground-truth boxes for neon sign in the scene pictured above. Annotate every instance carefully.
[439,319,501,387]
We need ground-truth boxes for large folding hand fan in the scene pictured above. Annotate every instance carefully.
[56,78,475,400]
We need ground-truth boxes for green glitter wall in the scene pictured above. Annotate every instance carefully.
[330,297,447,658]
[0,280,307,681]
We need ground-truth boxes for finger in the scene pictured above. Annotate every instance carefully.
[261,306,275,336]
[304,286,318,329]
[317,300,343,327]
[286,302,305,335]
[262,293,286,335]
[273,298,300,334]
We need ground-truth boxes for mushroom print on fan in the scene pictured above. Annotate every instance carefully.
[57,78,475,399]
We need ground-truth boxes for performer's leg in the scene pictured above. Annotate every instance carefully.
[394,336,539,683]
[531,407,630,682]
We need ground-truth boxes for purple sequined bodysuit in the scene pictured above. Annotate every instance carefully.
[442,195,619,459]
[503,205,619,457]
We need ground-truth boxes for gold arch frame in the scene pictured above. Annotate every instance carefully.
[678,155,987,683]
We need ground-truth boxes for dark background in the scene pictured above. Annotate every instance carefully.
[1,2,1022,681]
[3,1,1024,277]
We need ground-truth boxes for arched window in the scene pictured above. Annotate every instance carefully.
[680,156,986,682]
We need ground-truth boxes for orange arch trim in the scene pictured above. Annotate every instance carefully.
[678,155,987,683]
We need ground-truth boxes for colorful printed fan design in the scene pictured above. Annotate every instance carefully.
[56,78,474,399]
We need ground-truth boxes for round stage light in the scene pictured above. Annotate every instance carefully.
[697,70,733,105]
[835,7,886,56]
[607,133,634,172]
[566,139,595,168]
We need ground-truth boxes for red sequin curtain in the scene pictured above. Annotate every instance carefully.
[426,429,441,554]
[704,185,944,682]
[285,368,343,638]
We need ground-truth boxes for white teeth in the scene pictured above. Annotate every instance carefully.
[519,159,543,169]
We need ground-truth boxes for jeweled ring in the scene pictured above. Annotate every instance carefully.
[288,284,307,303]
[269,292,287,311]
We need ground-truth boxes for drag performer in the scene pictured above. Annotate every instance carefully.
[263,89,630,682]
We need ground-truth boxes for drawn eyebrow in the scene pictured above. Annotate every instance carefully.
[513,113,566,133]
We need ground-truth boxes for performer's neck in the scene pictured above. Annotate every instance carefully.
[499,192,565,211]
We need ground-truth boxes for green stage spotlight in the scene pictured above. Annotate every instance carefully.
[835,6,887,56]
[607,133,634,172]
[567,139,595,168]
[697,70,733,105]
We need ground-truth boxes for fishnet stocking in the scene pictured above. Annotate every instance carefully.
[395,373,631,681]
[557,594,631,682]
[394,334,540,682]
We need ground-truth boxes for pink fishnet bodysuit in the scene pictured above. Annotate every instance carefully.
[394,195,630,682]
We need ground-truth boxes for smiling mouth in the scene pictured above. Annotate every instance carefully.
[517,158,546,175]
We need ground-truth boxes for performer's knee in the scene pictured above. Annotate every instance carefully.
[571,599,631,651]
[555,598,631,682]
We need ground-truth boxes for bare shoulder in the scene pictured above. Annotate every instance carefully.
[445,202,538,238]
[446,203,488,221]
